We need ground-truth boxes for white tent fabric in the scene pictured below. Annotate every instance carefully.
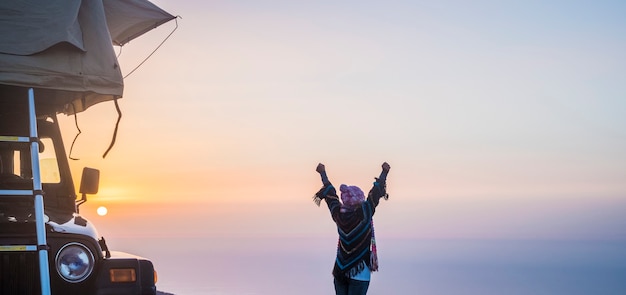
[0,0,175,114]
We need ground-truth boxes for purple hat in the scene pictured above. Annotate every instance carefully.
[339,184,365,207]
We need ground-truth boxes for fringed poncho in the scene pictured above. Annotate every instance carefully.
[314,175,388,282]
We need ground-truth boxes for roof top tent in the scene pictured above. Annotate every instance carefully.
[0,1,176,294]
[0,0,176,114]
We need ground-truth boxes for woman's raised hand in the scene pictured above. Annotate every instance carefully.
[382,162,390,172]
[316,163,326,174]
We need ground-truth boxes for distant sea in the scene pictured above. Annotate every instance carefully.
[126,237,626,295]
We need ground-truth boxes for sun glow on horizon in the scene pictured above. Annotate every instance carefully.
[97,206,108,216]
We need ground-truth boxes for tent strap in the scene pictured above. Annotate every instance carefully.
[102,97,122,159]
[68,103,81,160]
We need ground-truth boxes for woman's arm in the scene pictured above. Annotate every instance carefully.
[367,162,391,208]
[314,163,338,208]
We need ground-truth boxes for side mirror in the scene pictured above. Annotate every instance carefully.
[79,167,100,195]
[76,167,99,212]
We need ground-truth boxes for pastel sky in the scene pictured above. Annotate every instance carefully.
[59,0,625,248]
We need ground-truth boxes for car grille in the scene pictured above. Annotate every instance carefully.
[0,251,41,295]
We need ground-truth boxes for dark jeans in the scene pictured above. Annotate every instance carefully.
[334,278,370,295]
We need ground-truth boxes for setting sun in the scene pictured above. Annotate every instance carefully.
[97,206,108,216]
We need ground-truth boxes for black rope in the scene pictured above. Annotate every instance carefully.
[68,103,81,160]
[102,16,179,158]
[102,98,122,159]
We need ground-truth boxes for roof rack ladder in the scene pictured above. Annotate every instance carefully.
[0,88,52,295]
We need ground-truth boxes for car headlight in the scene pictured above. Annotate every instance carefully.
[55,242,95,282]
